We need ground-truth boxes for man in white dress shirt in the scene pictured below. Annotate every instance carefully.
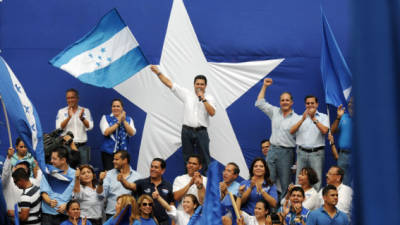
[319,166,353,220]
[56,88,93,165]
[290,95,329,190]
[150,65,216,172]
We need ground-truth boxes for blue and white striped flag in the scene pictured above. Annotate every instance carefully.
[50,8,149,88]
[0,56,47,177]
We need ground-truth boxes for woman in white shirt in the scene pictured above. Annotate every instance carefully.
[280,167,320,210]
[73,164,104,225]
[153,189,199,225]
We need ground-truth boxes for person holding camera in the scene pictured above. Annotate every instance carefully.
[56,88,93,165]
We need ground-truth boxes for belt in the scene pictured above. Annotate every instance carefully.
[299,146,324,153]
[271,144,295,150]
[339,149,351,154]
[74,142,86,147]
[182,125,207,132]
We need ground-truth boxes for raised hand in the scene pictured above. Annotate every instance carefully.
[99,171,107,182]
[150,65,160,74]
[79,108,85,120]
[75,168,80,178]
[238,185,245,196]
[68,107,74,118]
[337,104,345,119]
[152,187,160,200]
[7,147,14,159]
[250,177,257,188]
[263,78,273,87]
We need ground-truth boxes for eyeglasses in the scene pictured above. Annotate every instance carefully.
[142,203,153,207]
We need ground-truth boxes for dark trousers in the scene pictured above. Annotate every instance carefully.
[102,152,114,171]
[42,213,68,225]
[181,125,210,173]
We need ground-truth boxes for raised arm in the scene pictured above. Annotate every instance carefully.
[150,65,173,89]
[331,105,345,134]
[257,78,273,100]
[152,188,172,211]
[73,168,81,193]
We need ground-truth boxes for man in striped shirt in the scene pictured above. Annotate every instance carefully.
[12,168,41,225]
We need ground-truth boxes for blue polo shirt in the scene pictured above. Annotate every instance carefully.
[102,167,142,215]
[307,207,349,225]
[40,167,76,215]
[337,113,352,150]
[239,179,278,215]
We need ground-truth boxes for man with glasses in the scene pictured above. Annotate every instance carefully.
[319,166,353,220]
[56,88,93,164]
[290,95,329,191]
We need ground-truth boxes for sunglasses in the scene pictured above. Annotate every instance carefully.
[142,203,153,207]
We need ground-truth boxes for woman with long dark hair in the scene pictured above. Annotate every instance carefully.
[239,157,278,215]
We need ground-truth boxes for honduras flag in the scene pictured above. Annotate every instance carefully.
[0,56,48,177]
[320,8,352,107]
[50,8,149,88]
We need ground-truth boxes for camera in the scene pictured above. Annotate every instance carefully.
[43,128,74,163]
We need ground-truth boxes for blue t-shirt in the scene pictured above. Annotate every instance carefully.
[140,217,157,225]
[60,218,93,225]
[103,216,141,225]
[338,113,352,150]
[307,207,349,225]
[239,179,278,215]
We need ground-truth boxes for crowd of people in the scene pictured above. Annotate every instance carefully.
[1,66,353,225]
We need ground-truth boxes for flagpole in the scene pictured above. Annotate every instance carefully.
[0,95,12,148]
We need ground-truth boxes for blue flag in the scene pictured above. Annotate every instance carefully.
[320,8,352,107]
[14,203,20,225]
[110,205,131,225]
[0,56,48,178]
[188,161,223,225]
[0,180,10,225]
[50,8,149,88]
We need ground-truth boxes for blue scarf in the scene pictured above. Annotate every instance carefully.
[106,114,131,152]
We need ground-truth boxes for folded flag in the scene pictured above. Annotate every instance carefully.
[320,8,352,107]
[50,8,148,88]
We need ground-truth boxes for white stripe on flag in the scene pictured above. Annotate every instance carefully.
[61,26,139,76]
[4,61,38,150]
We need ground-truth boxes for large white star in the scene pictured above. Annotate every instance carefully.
[115,0,283,178]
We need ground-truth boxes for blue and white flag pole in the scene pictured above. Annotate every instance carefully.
[50,8,149,88]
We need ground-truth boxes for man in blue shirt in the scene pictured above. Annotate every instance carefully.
[97,150,142,219]
[220,162,241,199]
[307,185,349,225]
[330,98,353,185]
[40,146,76,225]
